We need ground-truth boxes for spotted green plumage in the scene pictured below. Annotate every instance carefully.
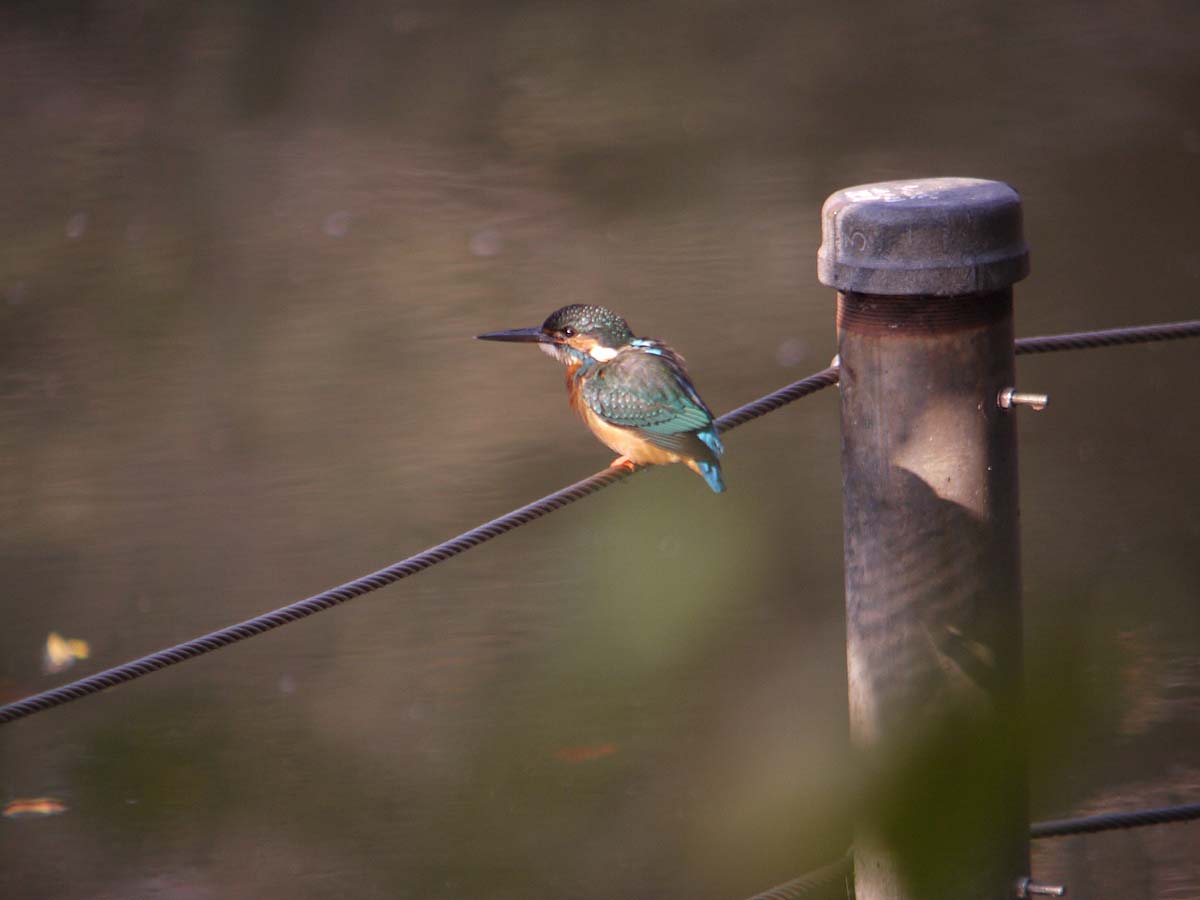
[542,305,633,348]
[579,342,722,466]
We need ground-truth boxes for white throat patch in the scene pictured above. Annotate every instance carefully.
[539,342,569,363]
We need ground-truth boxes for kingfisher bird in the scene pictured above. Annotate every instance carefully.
[477,304,726,493]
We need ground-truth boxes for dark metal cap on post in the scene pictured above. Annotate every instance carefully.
[818,177,1029,296]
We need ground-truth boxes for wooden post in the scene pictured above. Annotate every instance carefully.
[819,179,1032,900]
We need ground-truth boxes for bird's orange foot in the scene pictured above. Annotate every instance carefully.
[609,455,637,471]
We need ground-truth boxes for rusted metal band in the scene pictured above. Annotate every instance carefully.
[837,289,1012,335]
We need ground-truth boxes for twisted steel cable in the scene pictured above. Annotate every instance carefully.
[1,320,1196,726]
[1030,802,1200,838]
[0,466,637,725]
[1015,319,1200,355]
[715,367,840,432]
[0,368,840,726]
[744,855,851,900]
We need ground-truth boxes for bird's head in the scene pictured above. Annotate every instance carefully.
[477,304,634,366]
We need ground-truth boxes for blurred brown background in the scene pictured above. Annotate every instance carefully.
[1,2,1198,898]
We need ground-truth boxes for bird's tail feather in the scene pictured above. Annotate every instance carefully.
[696,428,724,459]
[690,459,726,493]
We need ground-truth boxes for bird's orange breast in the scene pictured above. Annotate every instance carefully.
[564,365,683,467]
[565,363,587,419]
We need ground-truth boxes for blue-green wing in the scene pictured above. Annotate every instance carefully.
[581,347,722,462]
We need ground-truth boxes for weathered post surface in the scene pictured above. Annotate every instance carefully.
[819,178,1031,900]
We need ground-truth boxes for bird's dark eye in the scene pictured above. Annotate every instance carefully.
[561,326,575,338]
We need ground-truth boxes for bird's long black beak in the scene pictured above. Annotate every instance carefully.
[476,326,552,343]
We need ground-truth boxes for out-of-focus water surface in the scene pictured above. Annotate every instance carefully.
[1,2,1198,898]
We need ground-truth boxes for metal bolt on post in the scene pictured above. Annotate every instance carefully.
[998,388,1049,411]
[1016,876,1067,898]
[819,178,1032,900]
